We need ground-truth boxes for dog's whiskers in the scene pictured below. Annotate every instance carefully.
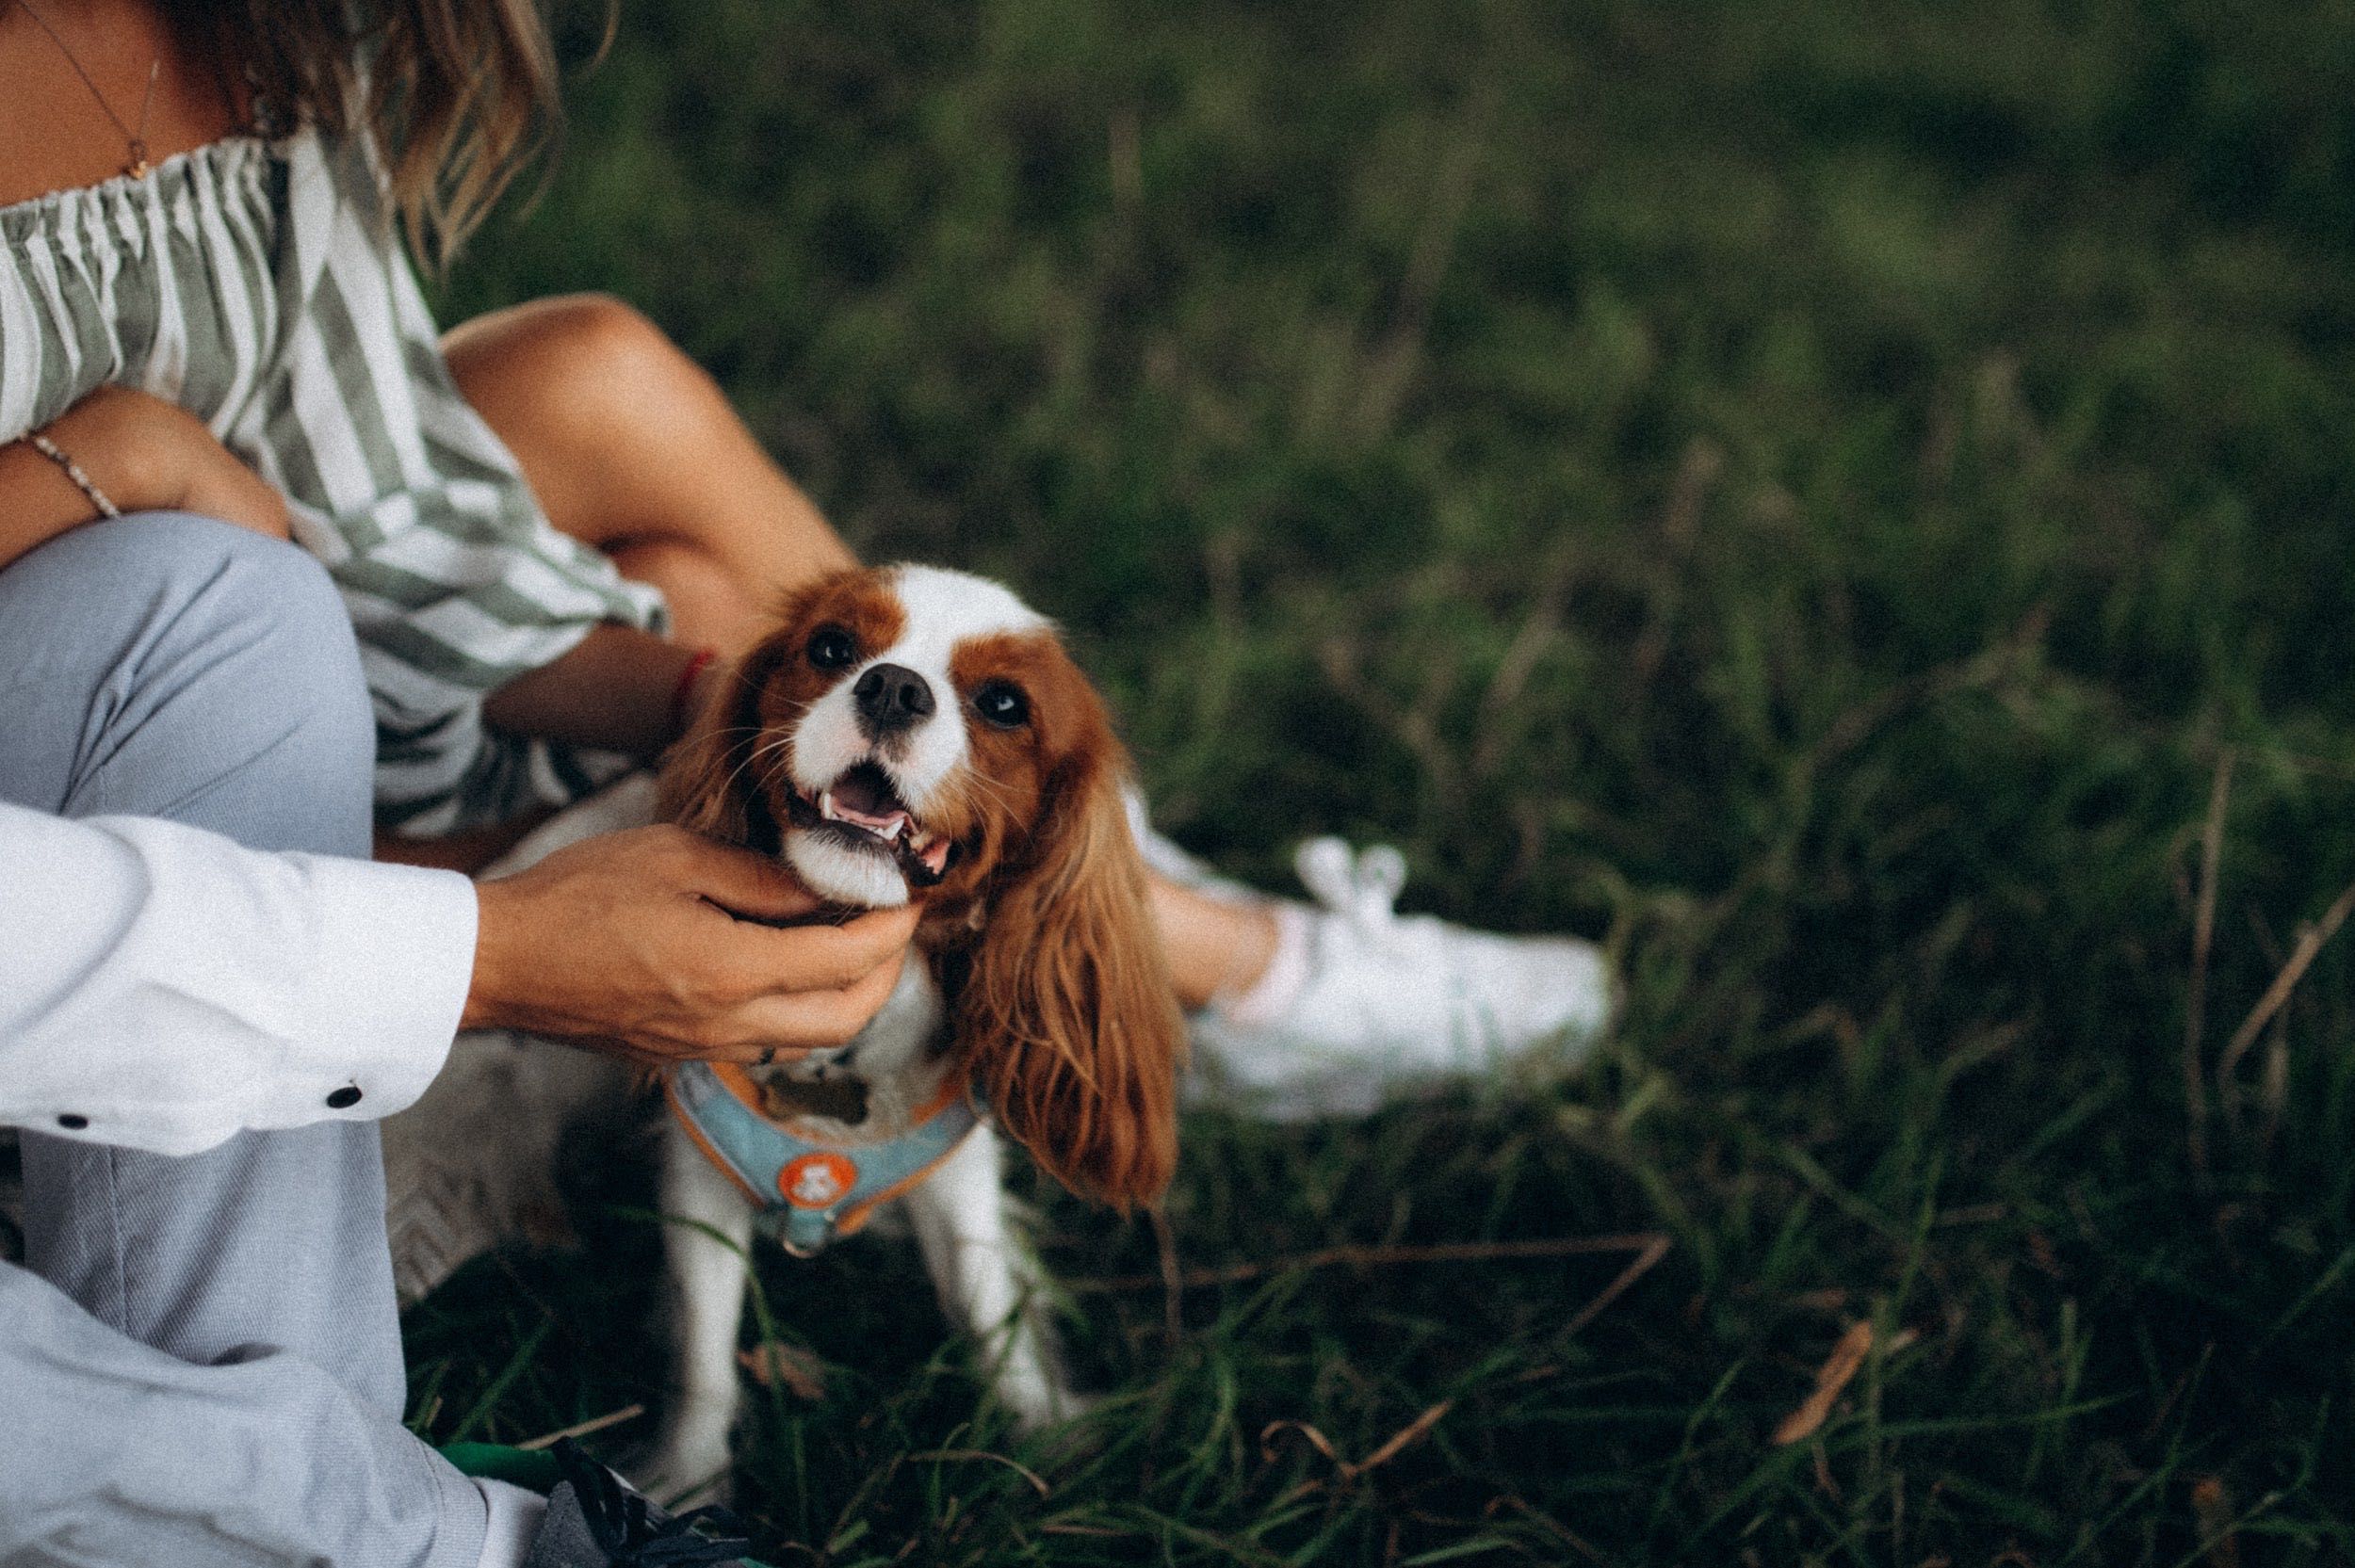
[703,731,795,809]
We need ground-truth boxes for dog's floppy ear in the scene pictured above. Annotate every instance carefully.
[957,734,1185,1212]
[658,646,784,854]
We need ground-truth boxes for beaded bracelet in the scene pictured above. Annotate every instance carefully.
[670,647,720,737]
[24,431,122,520]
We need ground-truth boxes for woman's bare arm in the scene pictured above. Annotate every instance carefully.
[479,621,714,756]
[444,294,854,657]
[0,387,291,573]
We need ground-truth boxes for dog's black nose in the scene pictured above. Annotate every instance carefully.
[852,662,935,734]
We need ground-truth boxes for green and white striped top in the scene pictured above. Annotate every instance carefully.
[0,129,666,834]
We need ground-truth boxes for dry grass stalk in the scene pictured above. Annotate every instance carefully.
[1772,1320,1921,1446]
[737,1341,826,1400]
[1316,632,1460,795]
[1259,1417,1344,1470]
[1068,1231,1669,1300]
[905,1449,1051,1499]
[1483,1495,1607,1563]
[1629,438,1723,687]
[1355,1399,1452,1475]
[1150,1205,1184,1345]
[1470,545,1579,781]
[2184,750,2233,1167]
[1812,606,2047,769]
[1351,89,1491,439]
[2216,870,2355,1099]
[1563,1233,1674,1337]
[517,1402,645,1450]
[2260,1008,2291,1152]
[1261,1398,1454,1498]
[2190,1475,2240,1568]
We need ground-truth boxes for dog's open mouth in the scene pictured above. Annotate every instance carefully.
[788,761,954,886]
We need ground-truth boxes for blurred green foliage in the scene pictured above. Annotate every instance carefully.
[417,0,2355,1560]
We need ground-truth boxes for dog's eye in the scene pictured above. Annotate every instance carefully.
[973,681,1029,729]
[806,625,857,671]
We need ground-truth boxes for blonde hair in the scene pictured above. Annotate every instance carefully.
[171,0,603,268]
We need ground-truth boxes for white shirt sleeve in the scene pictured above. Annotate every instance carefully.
[0,800,477,1156]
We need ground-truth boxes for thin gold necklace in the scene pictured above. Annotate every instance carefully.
[14,0,161,179]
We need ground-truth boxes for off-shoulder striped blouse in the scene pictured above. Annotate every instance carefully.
[0,129,666,834]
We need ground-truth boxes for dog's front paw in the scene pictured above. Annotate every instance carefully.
[995,1365,1096,1436]
[628,1453,734,1511]
[628,1407,739,1510]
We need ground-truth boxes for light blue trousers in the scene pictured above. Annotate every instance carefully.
[0,515,488,1568]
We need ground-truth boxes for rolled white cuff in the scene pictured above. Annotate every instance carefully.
[3,807,482,1156]
[252,854,479,1130]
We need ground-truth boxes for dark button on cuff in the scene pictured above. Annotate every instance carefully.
[57,1113,88,1130]
[326,1086,363,1109]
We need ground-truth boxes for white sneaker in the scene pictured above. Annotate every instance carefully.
[1189,837,1615,1120]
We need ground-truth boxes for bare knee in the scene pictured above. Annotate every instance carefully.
[445,294,715,543]
[446,292,679,394]
[444,293,854,628]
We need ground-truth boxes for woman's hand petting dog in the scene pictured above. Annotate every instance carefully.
[463,822,918,1064]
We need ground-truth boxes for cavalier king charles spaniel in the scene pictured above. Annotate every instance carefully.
[638,562,1185,1493]
[386,564,1186,1502]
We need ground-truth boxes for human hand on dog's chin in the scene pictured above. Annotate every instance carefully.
[461,823,918,1065]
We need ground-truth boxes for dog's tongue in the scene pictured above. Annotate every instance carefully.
[830,764,909,832]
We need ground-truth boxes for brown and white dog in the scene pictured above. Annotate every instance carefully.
[642,562,1184,1491]
[383,563,1185,1500]
[663,562,1182,1211]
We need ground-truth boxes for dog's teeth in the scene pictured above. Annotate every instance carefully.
[819,790,840,821]
[880,817,906,841]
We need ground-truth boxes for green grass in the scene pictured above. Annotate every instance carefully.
[414,0,2355,1560]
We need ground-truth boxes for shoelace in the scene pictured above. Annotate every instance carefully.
[1294,837,1408,934]
[551,1440,755,1566]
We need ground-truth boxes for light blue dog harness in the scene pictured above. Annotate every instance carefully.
[665,1060,983,1255]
